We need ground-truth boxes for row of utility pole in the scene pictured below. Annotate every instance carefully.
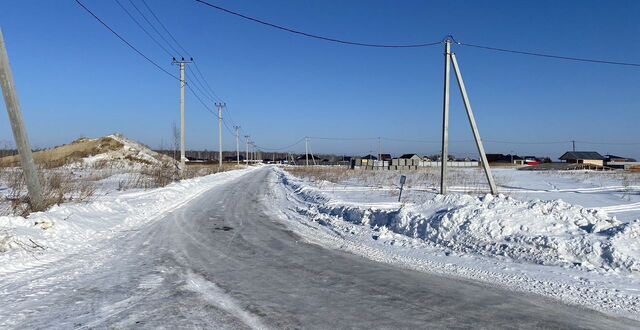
[1,28,498,214]
[171,38,497,195]
[172,57,259,170]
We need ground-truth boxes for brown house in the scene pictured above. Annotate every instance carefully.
[559,151,605,166]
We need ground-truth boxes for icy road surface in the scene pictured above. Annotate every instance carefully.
[0,167,637,329]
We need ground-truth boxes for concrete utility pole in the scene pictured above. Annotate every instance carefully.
[440,39,452,195]
[378,136,381,166]
[572,140,576,152]
[439,37,497,195]
[244,135,250,164]
[215,102,225,168]
[234,126,240,165]
[172,57,192,170]
[0,29,44,211]
[305,137,309,166]
[450,53,497,195]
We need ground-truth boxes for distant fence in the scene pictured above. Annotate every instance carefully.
[351,158,479,170]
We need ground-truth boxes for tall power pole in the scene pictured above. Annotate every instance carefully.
[244,135,250,163]
[215,102,225,168]
[172,57,192,170]
[234,126,240,165]
[0,29,44,211]
[440,39,452,195]
[377,136,381,166]
[438,37,497,195]
[305,137,309,166]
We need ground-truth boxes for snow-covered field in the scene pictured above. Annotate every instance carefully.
[1,160,639,323]
[272,166,640,320]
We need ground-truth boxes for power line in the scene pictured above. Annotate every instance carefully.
[113,0,175,57]
[186,65,217,102]
[253,137,306,151]
[140,0,192,57]
[187,65,220,102]
[193,0,443,48]
[74,0,179,80]
[126,0,183,56]
[193,60,224,101]
[458,41,640,68]
[574,140,640,146]
[140,0,229,115]
[483,139,570,145]
[308,136,378,141]
[77,0,238,150]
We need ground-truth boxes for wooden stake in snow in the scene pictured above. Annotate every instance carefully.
[0,29,44,211]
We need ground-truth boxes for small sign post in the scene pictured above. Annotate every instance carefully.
[398,175,406,202]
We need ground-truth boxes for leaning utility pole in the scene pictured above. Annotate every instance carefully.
[439,37,497,195]
[305,137,309,166]
[215,102,225,168]
[172,57,192,170]
[234,126,240,165]
[0,29,44,211]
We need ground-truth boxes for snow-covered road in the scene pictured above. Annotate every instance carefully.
[0,167,638,328]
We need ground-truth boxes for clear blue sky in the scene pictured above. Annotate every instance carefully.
[0,0,639,159]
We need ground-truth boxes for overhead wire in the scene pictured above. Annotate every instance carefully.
[140,0,232,127]
[140,0,192,57]
[187,65,221,102]
[193,0,443,48]
[83,0,640,153]
[482,139,571,145]
[114,0,232,128]
[126,0,183,56]
[74,0,179,80]
[253,137,306,151]
[193,60,224,101]
[113,0,175,57]
[458,41,640,68]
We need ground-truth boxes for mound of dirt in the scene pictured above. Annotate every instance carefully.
[0,134,175,169]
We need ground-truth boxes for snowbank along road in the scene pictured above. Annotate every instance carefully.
[0,166,638,329]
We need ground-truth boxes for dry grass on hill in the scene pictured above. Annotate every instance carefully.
[0,137,123,169]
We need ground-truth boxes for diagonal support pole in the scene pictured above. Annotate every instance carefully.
[450,52,498,195]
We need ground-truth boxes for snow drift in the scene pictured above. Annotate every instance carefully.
[279,169,640,273]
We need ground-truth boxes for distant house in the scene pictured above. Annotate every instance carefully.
[399,154,421,161]
[361,154,378,160]
[379,154,392,161]
[604,155,637,163]
[559,151,605,166]
[486,153,523,165]
[604,155,639,170]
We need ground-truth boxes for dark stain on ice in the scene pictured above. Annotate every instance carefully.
[214,226,234,231]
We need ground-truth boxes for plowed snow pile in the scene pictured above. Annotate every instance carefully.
[281,170,640,274]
